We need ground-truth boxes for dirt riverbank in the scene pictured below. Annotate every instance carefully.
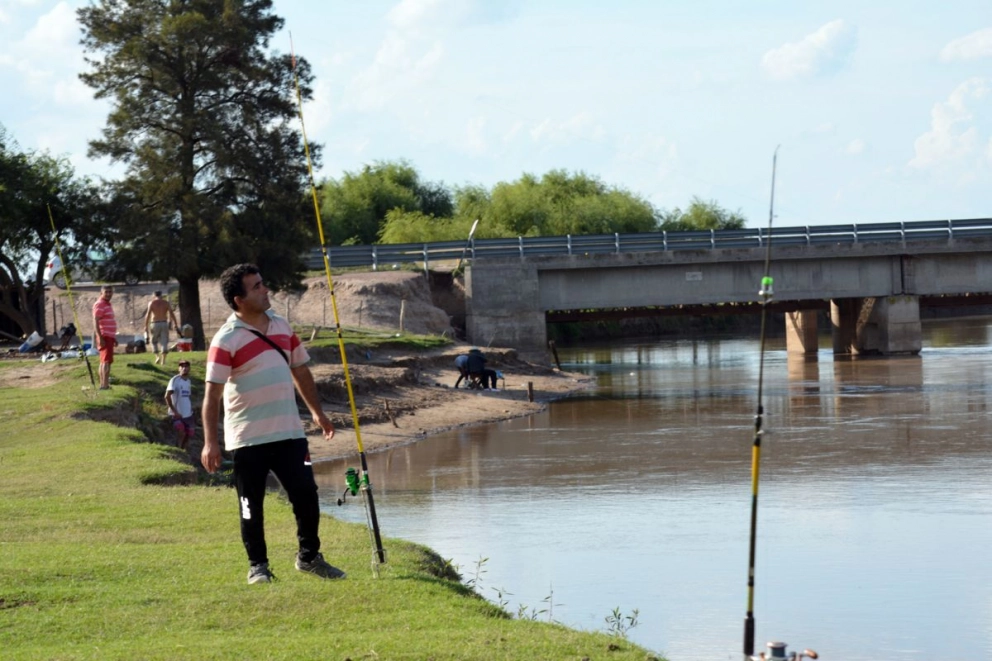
[7,271,592,461]
[303,345,592,461]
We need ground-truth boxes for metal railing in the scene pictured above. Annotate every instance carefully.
[306,218,992,271]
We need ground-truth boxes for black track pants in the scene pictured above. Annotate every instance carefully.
[232,438,321,566]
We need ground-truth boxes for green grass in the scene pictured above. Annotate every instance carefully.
[0,356,662,661]
[302,327,453,352]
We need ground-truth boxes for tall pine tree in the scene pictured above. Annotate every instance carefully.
[78,0,317,349]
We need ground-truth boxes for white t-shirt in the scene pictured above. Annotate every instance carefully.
[166,374,193,418]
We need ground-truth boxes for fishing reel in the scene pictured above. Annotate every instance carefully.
[759,275,774,299]
[750,641,818,661]
[336,467,366,506]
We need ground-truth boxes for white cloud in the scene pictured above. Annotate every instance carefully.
[940,27,992,62]
[530,112,604,146]
[346,0,463,110]
[2,2,85,96]
[16,1,78,59]
[846,138,865,155]
[611,133,680,200]
[501,120,523,144]
[302,78,334,136]
[0,0,43,25]
[908,78,990,174]
[462,115,487,155]
[387,0,455,30]
[762,19,858,81]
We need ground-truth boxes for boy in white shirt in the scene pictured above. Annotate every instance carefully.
[165,359,195,449]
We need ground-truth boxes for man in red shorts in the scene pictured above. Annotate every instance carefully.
[92,285,117,390]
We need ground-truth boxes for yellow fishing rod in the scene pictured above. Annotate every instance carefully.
[47,204,96,389]
[289,36,386,573]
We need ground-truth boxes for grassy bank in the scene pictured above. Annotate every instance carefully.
[0,354,662,661]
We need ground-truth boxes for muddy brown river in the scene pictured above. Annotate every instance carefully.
[316,317,992,661]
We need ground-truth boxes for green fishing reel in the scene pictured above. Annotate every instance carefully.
[336,467,367,506]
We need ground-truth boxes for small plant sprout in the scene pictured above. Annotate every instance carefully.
[465,556,488,592]
[490,586,512,612]
[604,607,640,638]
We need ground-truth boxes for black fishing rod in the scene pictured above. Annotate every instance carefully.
[743,147,778,659]
[744,147,818,661]
[742,150,819,661]
[289,36,386,574]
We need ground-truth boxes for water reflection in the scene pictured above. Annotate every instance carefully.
[315,320,992,661]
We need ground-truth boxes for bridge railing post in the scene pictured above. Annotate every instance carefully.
[372,245,378,271]
[567,235,572,255]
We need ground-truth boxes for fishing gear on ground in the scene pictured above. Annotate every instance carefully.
[750,641,818,661]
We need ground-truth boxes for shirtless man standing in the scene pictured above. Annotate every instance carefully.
[144,290,180,365]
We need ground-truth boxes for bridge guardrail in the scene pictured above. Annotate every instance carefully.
[305,218,992,270]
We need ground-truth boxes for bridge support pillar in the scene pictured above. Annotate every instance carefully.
[465,261,547,352]
[831,296,922,356]
[785,310,818,354]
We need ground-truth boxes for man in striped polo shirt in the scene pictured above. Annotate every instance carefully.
[201,263,344,585]
[92,285,116,390]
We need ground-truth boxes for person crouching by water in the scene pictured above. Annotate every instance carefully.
[454,353,469,388]
[165,359,195,450]
[200,263,345,585]
[466,347,498,390]
[144,290,179,366]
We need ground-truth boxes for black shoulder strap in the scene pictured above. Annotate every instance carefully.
[247,329,289,365]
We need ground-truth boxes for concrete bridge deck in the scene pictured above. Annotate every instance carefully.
[465,235,992,356]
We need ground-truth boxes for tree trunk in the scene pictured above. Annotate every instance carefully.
[177,275,207,351]
[0,301,35,338]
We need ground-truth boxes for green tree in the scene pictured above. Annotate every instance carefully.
[380,169,659,243]
[659,196,746,231]
[452,185,493,232]
[78,0,317,349]
[488,170,657,236]
[0,127,104,338]
[319,160,453,245]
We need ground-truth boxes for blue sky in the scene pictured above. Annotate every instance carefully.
[2,0,991,228]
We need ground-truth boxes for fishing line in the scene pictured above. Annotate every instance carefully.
[289,35,386,574]
[743,146,778,659]
[47,204,97,389]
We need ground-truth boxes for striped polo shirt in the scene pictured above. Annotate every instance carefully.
[92,298,117,338]
[205,310,310,450]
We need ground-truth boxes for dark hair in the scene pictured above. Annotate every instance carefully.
[219,263,260,311]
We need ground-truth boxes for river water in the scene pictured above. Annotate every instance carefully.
[314,318,992,661]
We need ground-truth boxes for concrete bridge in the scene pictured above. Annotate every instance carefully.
[464,230,992,356]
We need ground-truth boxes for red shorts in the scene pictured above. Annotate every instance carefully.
[99,336,116,363]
